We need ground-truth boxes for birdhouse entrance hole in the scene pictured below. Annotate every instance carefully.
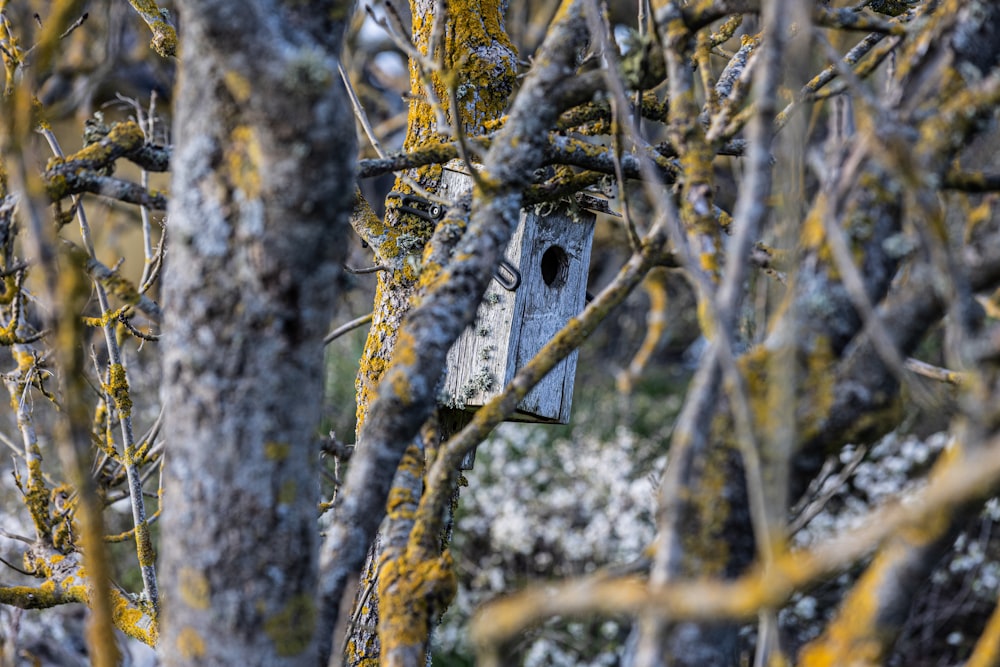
[541,245,569,288]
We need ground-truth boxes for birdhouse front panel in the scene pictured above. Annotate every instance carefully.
[512,205,595,423]
[438,162,596,424]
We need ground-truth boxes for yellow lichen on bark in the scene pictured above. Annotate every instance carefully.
[225,125,263,199]
[178,567,211,610]
[347,0,522,657]
[223,70,253,104]
[354,0,518,436]
[406,0,516,147]
[742,330,838,445]
[1,550,157,646]
[23,457,52,541]
[797,337,836,441]
[377,549,457,655]
[264,594,316,657]
[264,441,291,461]
[111,589,159,645]
[106,363,132,419]
[800,193,829,252]
[126,0,178,57]
[63,121,144,165]
[175,626,206,659]
[799,440,965,667]
[679,426,734,576]
[798,544,909,667]
[966,595,1000,667]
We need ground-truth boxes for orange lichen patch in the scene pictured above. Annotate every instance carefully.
[800,453,963,667]
[797,336,836,441]
[0,274,19,306]
[23,459,52,541]
[134,524,157,569]
[407,0,516,146]
[800,194,828,250]
[346,557,382,663]
[742,335,836,444]
[2,549,157,646]
[393,329,419,368]
[390,370,412,406]
[417,263,450,293]
[964,198,994,243]
[386,484,418,520]
[966,596,1000,667]
[549,0,579,24]
[741,345,778,435]
[0,582,85,608]
[99,271,143,307]
[354,0,518,438]
[355,283,399,431]
[111,590,158,645]
[699,249,719,274]
[386,444,423,520]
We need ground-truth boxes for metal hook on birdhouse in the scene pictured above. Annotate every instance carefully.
[493,259,520,291]
[386,190,521,292]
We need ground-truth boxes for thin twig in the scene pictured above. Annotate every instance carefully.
[340,63,389,159]
[324,312,374,345]
[0,553,34,575]
[346,264,389,275]
[39,129,160,615]
[903,358,965,386]
[581,0,641,249]
[789,445,868,534]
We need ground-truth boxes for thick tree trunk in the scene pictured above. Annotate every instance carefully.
[328,0,517,662]
[158,2,354,665]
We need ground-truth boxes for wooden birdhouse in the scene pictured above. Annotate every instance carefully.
[437,161,596,425]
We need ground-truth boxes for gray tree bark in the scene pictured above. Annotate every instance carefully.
[158,1,354,665]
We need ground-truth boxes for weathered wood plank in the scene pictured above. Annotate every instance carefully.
[440,163,595,423]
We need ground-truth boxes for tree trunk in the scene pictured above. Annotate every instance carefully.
[329,0,517,661]
[158,2,354,664]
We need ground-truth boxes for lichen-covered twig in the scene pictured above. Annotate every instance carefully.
[43,121,169,210]
[0,544,156,645]
[126,0,178,58]
[41,129,160,618]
